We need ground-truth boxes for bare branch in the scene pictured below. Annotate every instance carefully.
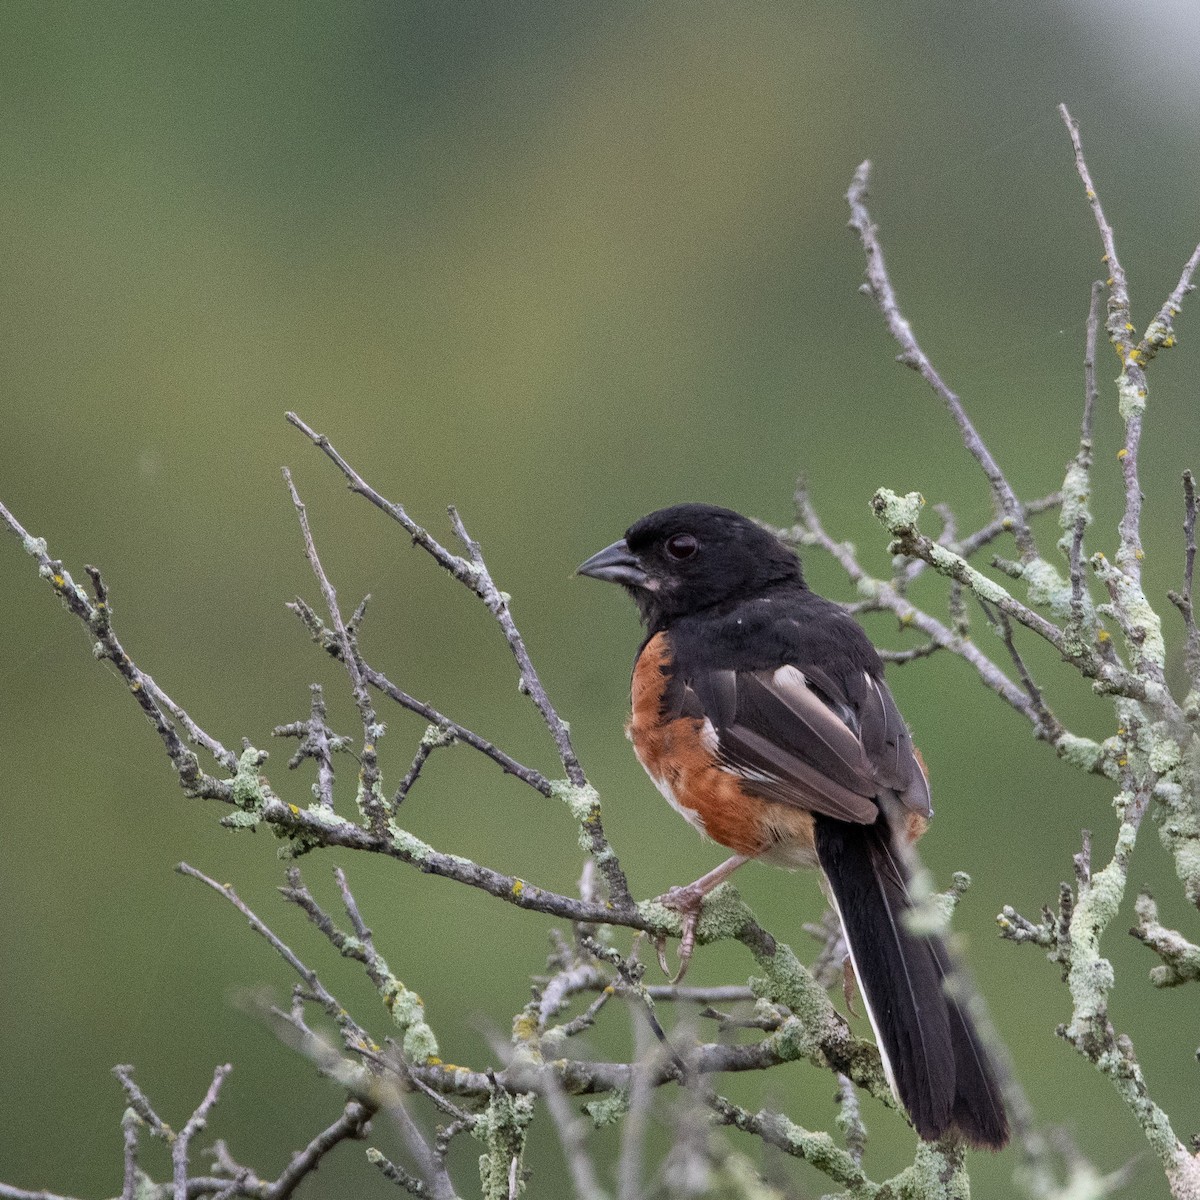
[847,161,1036,559]
[239,1100,370,1200]
[285,415,632,907]
[176,863,377,1056]
[1059,105,1132,357]
[284,469,387,833]
[174,1066,233,1200]
[1168,471,1200,686]
[786,484,1041,725]
[978,600,1064,742]
[1064,281,1103,637]
[273,684,350,810]
[0,502,236,794]
[393,724,456,810]
[1130,892,1200,988]
[284,415,584,785]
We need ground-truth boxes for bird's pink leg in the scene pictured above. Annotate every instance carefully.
[653,854,751,981]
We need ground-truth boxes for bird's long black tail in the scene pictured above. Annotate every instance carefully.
[813,813,1009,1149]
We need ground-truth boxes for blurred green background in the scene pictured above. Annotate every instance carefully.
[2,2,1198,1196]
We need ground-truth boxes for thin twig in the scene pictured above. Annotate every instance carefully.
[538,1065,609,1200]
[285,417,632,905]
[444,503,584,785]
[121,1109,140,1200]
[787,484,1039,723]
[978,600,1064,742]
[177,863,376,1055]
[283,469,387,834]
[0,503,235,795]
[285,414,585,785]
[281,592,552,791]
[617,1019,659,1200]
[847,162,1036,559]
[1065,281,1103,635]
[1059,104,1132,356]
[393,725,456,809]
[112,1065,171,1139]
[1168,471,1199,685]
[273,684,350,810]
[174,1065,233,1200]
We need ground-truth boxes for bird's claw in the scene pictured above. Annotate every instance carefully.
[653,883,707,982]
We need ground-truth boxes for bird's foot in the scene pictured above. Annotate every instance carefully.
[648,855,751,981]
[651,881,712,982]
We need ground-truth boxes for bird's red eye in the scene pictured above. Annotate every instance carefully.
[665,533,698,560]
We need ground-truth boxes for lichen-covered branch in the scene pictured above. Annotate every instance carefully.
[839,114,1200,1199]
[1130,892,1200,987]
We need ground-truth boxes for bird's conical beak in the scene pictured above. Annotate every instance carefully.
[576,538,650,588]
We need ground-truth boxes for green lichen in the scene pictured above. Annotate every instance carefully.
[475,1089,535,1199]
[871,487,925,531]
[549,779,601,825]
[872,488,1027,609]
[1142,723,1182,774]
[1170,838,1200,908]
[884,1140,969,1200]
[21,533,48,558]
[221,810,261,830]
[1090,555,1165,667]
[747,942,839,1065]
[1058,459,1092,543]
[298,803,354,831]
[419,722,458,751]
[636,882,757,949]
[1017,558,1073,617]
[230,746,269,813]
[1055,733,1106,775]
[1065,828,1132,1028]
[387,822,435,862]
[384,981,440,1062]
[584,1089,629,1128]
[1116,371,1146,421]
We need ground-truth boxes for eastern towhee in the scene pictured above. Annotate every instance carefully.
[578,503,1009,1149]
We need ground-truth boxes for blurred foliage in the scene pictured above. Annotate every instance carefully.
[1,2,1198,1196]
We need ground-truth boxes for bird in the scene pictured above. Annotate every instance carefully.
[577,502,1009,1149]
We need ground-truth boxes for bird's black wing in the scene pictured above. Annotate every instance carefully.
[664,605,931,824]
